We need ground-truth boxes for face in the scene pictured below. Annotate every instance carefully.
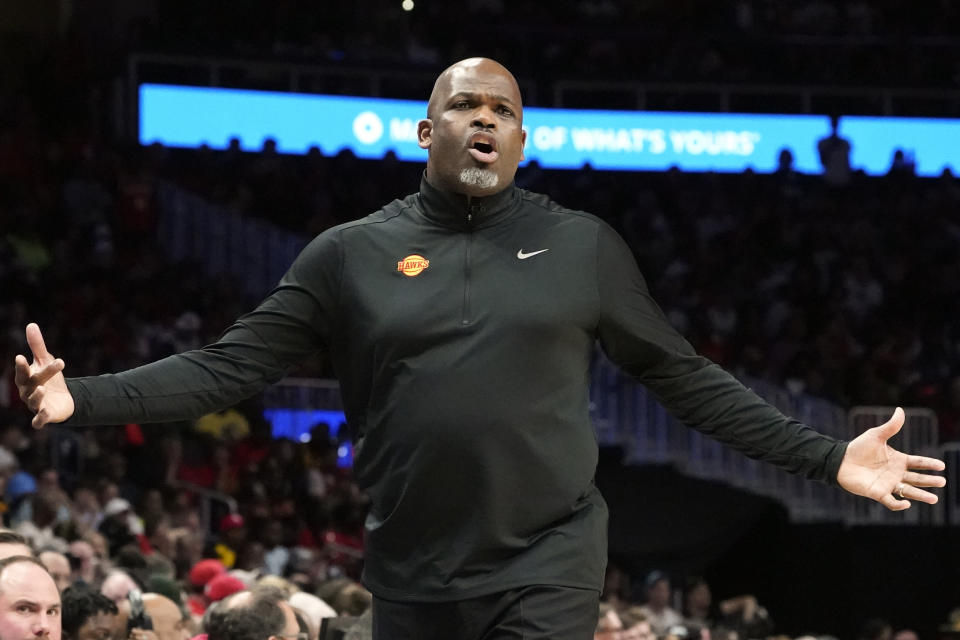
[141,595,188,640]
[66,542,96,583]
[38,553,71,593]
[0,561,61,640]
[686,583,711,611]
[75,612,119,640]
[647,579,671,608]
[418,58,527,197]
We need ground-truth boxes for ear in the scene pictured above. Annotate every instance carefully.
[417,119,433,150]
[519,126,527,162]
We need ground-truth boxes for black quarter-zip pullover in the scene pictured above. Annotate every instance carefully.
[65,176,847,601]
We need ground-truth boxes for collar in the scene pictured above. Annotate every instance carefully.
[416,173,519,230]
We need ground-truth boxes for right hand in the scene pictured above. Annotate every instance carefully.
[14,323,75,428]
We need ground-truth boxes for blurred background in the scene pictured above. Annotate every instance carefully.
[2,1,960,638]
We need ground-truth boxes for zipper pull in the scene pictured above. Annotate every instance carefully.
[468,203,483,224]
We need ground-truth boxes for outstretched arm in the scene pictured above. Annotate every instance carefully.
[14,323,75,428]
[837,407,946,510]
[15,230,341,429]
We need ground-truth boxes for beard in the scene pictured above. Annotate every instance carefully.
[459,167,499,190]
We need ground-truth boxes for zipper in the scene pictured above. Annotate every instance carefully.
[462,199,483,325]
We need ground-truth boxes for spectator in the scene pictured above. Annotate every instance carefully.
[288,591,336,640]
[100,570,139,605]
[66,540,101,587]
[142,592,191,640]
[39,550,72,592]
[0,530,32,559]
[61,585,122,640]
[204,590,301,640]
[186,559,226,617]
[817,115,852,187]
[0,555,61,639]
[212,514,246,570]
[204,574,246,606]
[15,490,67,553]
[637,571,683,635]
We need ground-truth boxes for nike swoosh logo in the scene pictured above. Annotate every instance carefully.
[517,249,549,260]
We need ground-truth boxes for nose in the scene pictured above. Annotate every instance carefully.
[471,106,496,129]
[33,614,51,636]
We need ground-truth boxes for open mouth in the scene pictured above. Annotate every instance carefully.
[468,135,499,163]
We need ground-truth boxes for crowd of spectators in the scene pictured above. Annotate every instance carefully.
[0,392,373,638]
[592,567,929,640]
[0,527,373,639]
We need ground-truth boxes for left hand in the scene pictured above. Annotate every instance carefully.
[837,407,946,510]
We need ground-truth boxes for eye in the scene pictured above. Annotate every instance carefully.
[497,105,514,116]
[453,99,470,109]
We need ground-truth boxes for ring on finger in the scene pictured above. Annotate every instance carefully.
[895,482,906,499]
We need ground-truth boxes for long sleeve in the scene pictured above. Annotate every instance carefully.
[595,222,846,484]
[65,229,343,426]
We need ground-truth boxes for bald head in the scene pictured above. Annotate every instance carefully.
[427,58,523,122]
[143,593,189,640]
[418,57,527,196]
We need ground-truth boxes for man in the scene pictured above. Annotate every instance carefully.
[203,590,301,640]
[60,586,122,640]
[0,555,61,639]
[38,551,72,592]
[99,571,138,606]
[65,541,99,588]
[142,593,190,640]
[15,493,66,559]
[14,58,946,639]
[637,571,682,636]
[0,532,32,561]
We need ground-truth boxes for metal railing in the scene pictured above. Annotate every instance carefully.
[590,354,947,525]
[156,183,309,299]
[260,364,946,526]
[170,482,239,534]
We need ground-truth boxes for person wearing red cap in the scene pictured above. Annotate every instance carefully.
[186,559,225,618]
[204,574,247,604]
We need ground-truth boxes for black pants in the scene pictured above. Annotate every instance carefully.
[372,585,599,640]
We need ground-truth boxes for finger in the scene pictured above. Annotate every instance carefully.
[26,386,44,413]
[879,493,910,511]
[13,354,32,387]
[901,485,939,505]
[873,407,905,441]
[25,323,51,363]
[30,359,64,386]
[906,454,946,471]
[902,471,946,488]
[31,408,48,430]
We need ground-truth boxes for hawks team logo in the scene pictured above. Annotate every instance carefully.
[397,254,430,277]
